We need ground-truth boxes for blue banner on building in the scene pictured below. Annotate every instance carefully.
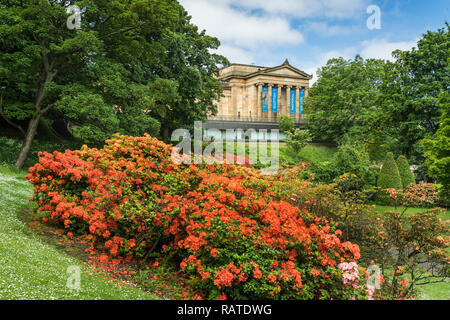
[262,86,268,113]
[272,87,278,113]
[290,89,296,114]
[299,90,305,114]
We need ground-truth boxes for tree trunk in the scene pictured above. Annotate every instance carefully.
[14,114,41,169]
[163,126,169,143]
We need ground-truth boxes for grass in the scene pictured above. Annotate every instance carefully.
[298,144,337,164]
[280,144,337,166]
[0,165,157,300]
[374,205,450,221]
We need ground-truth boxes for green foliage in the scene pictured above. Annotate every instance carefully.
[307,143,374,186]
[280,167,449,300]
[333,144,371,179]
[0,0,227,166]
[285,129,312,158]
[278,115,295,134]
[0,136,81,169]
[381,23,450,164]
[304,23,449,182]
[304,55,387,143]
[423,90,450,200]
[0,166,155,300]
[378,152,402,190]
[396,155,416,188]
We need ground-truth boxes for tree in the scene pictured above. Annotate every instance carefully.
[0,0,227,168]
[285,129,312,160]
[396,155,416,188]
[304,55,386,143]
[333,143,371,182]
[381,23,450,166]
[422,90,450,200]
[278,115,295,134]
[378,152,402,190]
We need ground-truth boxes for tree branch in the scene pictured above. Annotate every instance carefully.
[99,22,147,39]
[0,93,26,137]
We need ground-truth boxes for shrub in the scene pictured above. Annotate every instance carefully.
[0,136,81,168]
[333,173,364,194]
[278,115,295,134]
[278,166,450,300]
[308,161,338,184]
[402,183,441,208]
[396,155,415,188]
[26,134,367,300]
[378,152,402,190]
[285,129,312,159]
[331,144,373,187]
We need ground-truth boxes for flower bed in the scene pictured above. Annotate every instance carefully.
[26,134,367,300]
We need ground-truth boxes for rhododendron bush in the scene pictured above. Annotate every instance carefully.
[26,134,367,300]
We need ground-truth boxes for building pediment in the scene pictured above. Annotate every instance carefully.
[258,66,310,80]
[219,59,312,81]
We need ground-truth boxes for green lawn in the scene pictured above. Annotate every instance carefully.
[280,143,337,165]
[0,165,157,300]
[374,205,450,221]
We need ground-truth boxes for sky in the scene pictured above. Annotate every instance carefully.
[179,0,449,82]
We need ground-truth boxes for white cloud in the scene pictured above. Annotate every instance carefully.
[181,0,304,49]
[360,39,418,61]
[222,0,370,19]
[215,45,255,65]
[305,21,356,36]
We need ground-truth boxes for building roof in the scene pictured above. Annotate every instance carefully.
[219,59,313,81]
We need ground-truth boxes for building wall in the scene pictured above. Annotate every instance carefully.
[213,66,310,124]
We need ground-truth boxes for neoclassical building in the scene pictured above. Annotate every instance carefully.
[206,59,312,133]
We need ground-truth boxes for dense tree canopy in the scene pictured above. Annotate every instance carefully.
[423,91,450,199]
[0,0,227,168]
[381,23,450,164]
[304,23,449,183]
[304,55,386,143]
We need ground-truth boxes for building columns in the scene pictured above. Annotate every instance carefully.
[256,83,262,119]
[231,84,237,117]
[295,87,300,122]
[285,86,290,116]
[268,84,273,121]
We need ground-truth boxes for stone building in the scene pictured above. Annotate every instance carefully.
[206,59,312,135]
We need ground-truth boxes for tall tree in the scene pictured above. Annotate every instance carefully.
[381,23,450,165]
[0,0,227,168]
[422,90,450,199]
[304,55,386,143]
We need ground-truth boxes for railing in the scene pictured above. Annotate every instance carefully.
[208,115,306,123]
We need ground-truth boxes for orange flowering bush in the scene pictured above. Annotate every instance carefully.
[26,134,367,300]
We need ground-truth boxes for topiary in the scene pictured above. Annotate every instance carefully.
[396,155,415,188]
[378,152,402,189]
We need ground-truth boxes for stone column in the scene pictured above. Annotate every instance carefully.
[303,86,309,121]
[285,86,290,116]
[277,84,282,120]
[295,86,300,123]
[268,84,273,122]
[300,86,307,120]
[231,84,237,118]
[257,83,262,120]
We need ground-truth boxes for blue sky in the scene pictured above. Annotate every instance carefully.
[179,0,449,82]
